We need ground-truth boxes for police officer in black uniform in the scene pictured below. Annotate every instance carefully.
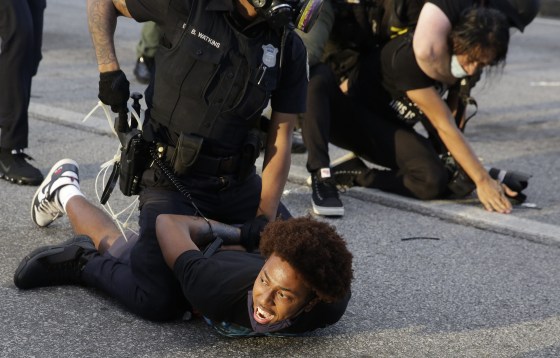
[0,0,46,185]
[83,0,320,318]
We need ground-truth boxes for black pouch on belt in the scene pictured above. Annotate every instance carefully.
[237,128,262,180]
[171,132,204,177]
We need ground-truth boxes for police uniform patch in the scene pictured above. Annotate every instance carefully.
[261,44,278,68]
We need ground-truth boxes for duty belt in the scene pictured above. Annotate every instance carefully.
[164,145,240,176]
[191,153,240,176]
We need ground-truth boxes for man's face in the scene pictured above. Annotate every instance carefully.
[251,253,315,325]
[455,52,494,76]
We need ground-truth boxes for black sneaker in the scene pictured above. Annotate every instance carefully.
[331,154,369,189]
[0,149,44,186]
[14,236,96,289]
[133,56,154,84]
[311,168,344,216]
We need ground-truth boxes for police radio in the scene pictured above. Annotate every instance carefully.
[250,0,324,32]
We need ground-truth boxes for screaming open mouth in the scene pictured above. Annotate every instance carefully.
[254,306,274,325]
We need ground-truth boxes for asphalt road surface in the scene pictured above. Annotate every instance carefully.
[1,1,560,357]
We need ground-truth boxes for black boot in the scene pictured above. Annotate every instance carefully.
[0,149,44,186]
[14,236,96,289]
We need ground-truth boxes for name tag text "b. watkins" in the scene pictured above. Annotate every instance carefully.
[190,28,221,49]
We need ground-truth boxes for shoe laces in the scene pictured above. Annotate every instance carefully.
[315,176,340,200]
[11,150,35,167]
[37,191,65,220]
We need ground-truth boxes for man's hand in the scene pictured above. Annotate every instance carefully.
[98,70,130,112]
[240,215,269,252]
[476,176,512,214]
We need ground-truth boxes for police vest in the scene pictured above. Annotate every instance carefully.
[151,0,282,151]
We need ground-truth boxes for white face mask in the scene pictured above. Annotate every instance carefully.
[450,55,468,79]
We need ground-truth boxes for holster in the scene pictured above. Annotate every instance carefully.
[118,129,150,196]
[237,129,262,180]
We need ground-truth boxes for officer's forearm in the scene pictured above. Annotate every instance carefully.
[87,0,129,72]
[259,113,295,220]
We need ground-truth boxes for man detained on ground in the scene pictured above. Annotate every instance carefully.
[78,0,327,327]
[15,159,353,336]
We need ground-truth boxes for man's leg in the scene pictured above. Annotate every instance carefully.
[0,0,43,185]
[330,111,449,200]
[302,64,344,216]
[15,159,125,287]
[17,159,189,321]
[66,196,123,253]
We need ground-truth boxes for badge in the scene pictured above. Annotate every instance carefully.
[261,44,278,68]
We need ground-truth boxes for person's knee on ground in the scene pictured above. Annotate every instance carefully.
[403,161,449,200]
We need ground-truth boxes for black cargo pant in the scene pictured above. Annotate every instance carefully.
[302,63,448,200]
[0,0,45,150]
[81,168,287,321]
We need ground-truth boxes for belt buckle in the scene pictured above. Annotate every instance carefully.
[215,156,237,175]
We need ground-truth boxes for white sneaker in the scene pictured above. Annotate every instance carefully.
[30,159,80,227]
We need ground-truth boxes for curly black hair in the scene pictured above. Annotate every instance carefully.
[259,217,353,302]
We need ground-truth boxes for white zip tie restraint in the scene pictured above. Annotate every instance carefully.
[83,101,145,239]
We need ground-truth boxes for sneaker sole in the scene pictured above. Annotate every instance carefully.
[0,173,43,186]
[312,201,345,217]
[30,158,78,228]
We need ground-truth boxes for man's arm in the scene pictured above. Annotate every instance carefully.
[257,111,296,220]
[407,87,513,213]
[156,214,242,268]
[412,3,456,85]
[87,0,132,72]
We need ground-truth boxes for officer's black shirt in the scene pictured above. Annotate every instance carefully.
[126,0,308,155]
[173,250,349,334]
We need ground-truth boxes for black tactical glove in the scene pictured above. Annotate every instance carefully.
[98,70,130,113]
[240,215,269,252]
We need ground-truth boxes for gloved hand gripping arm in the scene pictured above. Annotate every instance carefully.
[240,215,269,252]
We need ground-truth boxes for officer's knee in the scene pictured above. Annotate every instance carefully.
[406,164,448,200]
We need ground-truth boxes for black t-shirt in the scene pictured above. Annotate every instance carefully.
[378,33,436,125]
[428,0,475,24]
[378,0,475,125]
[173,250,349,335]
